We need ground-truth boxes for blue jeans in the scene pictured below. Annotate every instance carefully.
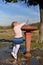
[13,37,24,45]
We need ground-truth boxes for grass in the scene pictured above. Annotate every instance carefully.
[0,28,14,39]
[31,42,43,49]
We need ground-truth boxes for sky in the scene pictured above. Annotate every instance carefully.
[0,0,40,26]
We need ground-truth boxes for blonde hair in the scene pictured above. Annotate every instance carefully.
[11,21,18,28]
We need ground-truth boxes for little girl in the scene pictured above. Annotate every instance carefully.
[11,21,26,60]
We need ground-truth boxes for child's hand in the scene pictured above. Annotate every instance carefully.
[20,22,27,28]
[24,22,27,24]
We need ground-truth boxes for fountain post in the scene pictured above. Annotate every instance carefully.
[21,25,37,57]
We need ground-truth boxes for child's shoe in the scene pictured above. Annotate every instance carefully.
[11,52,17,59]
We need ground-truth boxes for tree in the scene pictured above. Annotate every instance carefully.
[28,0,43,43]
[3,0,43,43]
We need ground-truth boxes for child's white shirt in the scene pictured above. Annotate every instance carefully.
[13,22,26,38]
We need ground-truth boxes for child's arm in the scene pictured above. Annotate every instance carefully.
[19,22,27,28]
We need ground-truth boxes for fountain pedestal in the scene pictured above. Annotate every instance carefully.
[21,25,37,57]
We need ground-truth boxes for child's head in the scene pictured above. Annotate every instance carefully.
[11,21,19,28]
